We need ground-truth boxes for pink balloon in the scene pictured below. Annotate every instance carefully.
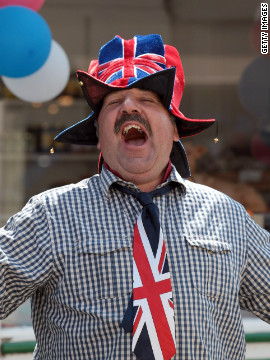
[0,0,45,11]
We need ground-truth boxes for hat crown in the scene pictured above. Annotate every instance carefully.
[94,35,167,86]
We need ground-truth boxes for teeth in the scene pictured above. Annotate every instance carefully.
[123,124,143,135]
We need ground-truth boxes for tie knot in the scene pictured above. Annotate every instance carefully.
[113,181,178,207]
[136,192,153,206]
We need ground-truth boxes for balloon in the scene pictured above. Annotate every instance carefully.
[2,40,70,103]
[238,57,270,118]
[0,0,45,11]
[251,132,270,166]
[0,6,51,77]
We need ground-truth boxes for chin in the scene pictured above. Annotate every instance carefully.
[121,159,154,174]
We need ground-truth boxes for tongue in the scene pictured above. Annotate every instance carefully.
[124,128,146,146]
[126,138,145,146]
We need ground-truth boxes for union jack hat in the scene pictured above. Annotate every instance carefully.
[54,34,215,176]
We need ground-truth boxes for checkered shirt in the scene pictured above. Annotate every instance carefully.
[0,165,269,359]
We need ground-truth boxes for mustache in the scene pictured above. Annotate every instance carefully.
[114,113,152,136]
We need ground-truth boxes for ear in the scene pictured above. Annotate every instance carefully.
[173,123,180,142]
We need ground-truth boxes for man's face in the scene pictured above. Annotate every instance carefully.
[97,88,179,190]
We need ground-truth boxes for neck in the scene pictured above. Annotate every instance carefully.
[133,175,165,192]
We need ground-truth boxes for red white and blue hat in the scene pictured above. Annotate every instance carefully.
[54,34,215,177]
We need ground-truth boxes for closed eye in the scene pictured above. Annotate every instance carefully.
[106,99,122,106]
[141,97,156,103]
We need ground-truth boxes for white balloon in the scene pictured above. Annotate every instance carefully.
[2,40,70,103]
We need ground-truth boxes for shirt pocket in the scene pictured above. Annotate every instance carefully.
[185,236,235,299]
[74,237,132,301]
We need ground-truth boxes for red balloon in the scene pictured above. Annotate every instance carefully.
[0,0,45,11]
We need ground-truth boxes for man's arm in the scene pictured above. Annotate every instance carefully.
[0,198,53,319]
[239,212,270,323]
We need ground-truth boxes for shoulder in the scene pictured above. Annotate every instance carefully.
[183,179,246,214]
[29,174,102,208]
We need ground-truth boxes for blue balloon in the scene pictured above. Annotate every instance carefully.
[0,6,51,77]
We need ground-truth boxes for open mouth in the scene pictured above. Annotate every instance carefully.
[122,124,148,146]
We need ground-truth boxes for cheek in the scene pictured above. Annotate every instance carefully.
[97,129,118,158]
[155,119,176,142]
[97,116,114,151]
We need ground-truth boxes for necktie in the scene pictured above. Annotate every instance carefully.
[114,182,177,360]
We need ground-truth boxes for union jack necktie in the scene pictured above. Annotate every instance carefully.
[114,182,177,360]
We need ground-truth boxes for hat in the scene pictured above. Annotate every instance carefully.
[54,34,215,177]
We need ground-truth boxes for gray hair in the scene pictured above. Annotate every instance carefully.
[169,114,176,125]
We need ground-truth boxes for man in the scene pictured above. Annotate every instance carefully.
[0,34,269,360]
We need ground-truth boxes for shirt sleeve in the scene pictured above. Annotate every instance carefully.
[0,197,53,319]
[239,212,270,323]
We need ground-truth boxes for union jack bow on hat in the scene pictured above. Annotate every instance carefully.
[54,34,215,177]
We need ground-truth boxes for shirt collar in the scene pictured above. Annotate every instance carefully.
[99,163,186,198]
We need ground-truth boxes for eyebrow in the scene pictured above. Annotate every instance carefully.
[103,91,124,103]
[103,89,160,104]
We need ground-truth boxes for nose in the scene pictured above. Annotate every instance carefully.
[120,95,140,114]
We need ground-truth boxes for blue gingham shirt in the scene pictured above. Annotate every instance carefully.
[0,165,270,359]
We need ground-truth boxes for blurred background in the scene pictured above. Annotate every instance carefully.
[0,0,269,358]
